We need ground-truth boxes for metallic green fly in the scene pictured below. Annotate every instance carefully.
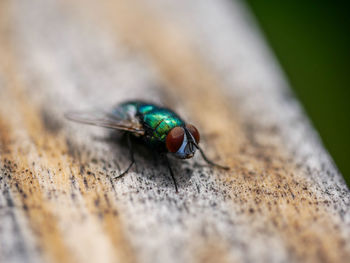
[66,101,228,192]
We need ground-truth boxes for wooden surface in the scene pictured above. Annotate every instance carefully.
[0,0,350,263]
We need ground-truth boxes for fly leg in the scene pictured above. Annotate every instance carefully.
[115,133,135,179]
[195,144,229,170]
[164,155,179,193]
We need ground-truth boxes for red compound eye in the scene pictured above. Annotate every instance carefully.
[166,127,185,153]
[186,124,200,143]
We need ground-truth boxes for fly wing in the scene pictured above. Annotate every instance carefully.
[65,110,145,135]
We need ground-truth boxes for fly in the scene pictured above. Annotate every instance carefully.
[66,101,229,192]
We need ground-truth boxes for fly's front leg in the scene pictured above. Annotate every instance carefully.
[164,155,178,193]
[195,144,229,170]
[115,133,135,179]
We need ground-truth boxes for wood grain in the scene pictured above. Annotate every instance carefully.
[0,0,349,263]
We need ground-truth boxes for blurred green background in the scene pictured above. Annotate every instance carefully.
[244,0,350,186]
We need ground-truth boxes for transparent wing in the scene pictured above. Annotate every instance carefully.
[65,110,145,135]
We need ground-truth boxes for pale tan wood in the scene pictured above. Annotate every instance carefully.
[0,0,349,263]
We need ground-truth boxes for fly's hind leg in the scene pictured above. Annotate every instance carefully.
[115,133,135,179]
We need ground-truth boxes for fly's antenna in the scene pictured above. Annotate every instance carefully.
[193,142,229,170]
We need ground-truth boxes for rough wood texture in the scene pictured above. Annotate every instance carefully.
[0,0,349,263]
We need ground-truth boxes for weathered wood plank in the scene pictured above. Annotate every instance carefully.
[0,0,349,263]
